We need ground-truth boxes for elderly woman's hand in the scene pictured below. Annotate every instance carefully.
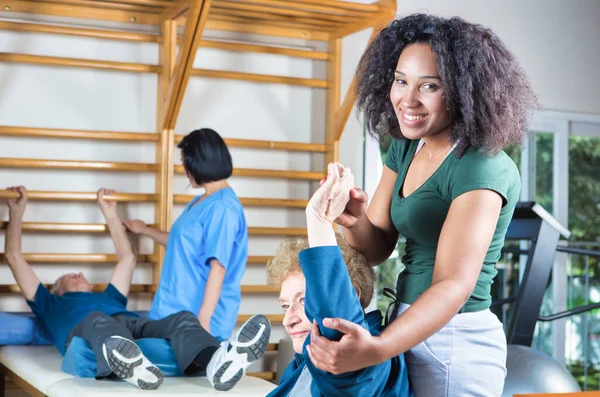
[306,162,355,224]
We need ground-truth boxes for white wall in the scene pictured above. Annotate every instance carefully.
[0,24,318,371]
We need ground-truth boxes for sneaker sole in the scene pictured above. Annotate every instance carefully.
[102,337,164,390]
[212,314,271,391]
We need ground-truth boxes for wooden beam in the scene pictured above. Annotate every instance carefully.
[161,0,213,131]
[293,0,380,12]
[233,0,368,18]
[0,21,159,42]
[0,158,159,173]
[326,37,342,164]
[29,0,163,13]
[212,0,355,24]
[0,284,280,294]
[0,21,327,58]
[0,253,158,263]
[199,40,329,61]
[0,125,159,142]
[175,195,308,208]
[0,222,305,236]
[248,227,306,236]
[0,253,268,265]
[247,256,273,264]
[174,135,327,152]
[1,0,159,25]
[191,68,328,88]
[161,0,189,21]
[174,165,325,180]
[0,53,159,74]
[334,25,385,142]
[248,371,276,381]
[237,314,283,323]
[331,0,395,39]
[209,5,345,29]
[0,190,158,202]
[155,19,178,286]
[203,18,330,41]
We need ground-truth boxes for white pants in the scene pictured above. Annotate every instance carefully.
[397,303,507,397]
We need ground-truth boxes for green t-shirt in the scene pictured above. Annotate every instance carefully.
[385,139,521,312]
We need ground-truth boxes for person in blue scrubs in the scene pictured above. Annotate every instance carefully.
[124,128,248,342]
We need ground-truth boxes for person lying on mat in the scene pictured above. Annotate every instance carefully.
[265,164,412,397]
[4,186,270,391]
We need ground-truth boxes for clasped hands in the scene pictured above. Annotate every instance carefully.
[306,162,355,225]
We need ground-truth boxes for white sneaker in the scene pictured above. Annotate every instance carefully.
[206,314,271,391]
[102,335,164,390]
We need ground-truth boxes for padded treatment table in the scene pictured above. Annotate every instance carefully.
[0,345,276,397]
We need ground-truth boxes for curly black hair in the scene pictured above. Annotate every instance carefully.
[356,14,538,156]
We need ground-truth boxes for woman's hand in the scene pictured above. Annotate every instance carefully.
[307,163,355,224]
[123,219,149,234]
[307,317,386,374]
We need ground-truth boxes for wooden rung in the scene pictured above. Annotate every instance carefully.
[0,223,305,236]
[0,158,159,173]
[210,6,345,30]
[0,190,159,202]
[0,284,153,293]
[0,125,160,142]
[266,343,278,351]
[232,0,369,18]
[208,14,335,37]
[199,39,328,61]
[174,195,308,208]
[34,0,163,13]
[174,135,327,152]
[0,222,112,233]
[0,53,160,74]
[237,314,284,323]
[0,0,161,26]
[249,227,307,236]
[293,0,379,12]
[191,68,328,88]
[213,1,356,24]
[1,253,265,266]
[247,371,276,381]
[241,285,280,293]
[0,284,280,295]
[175,165,325,180]
[247,256,273,264]
[0,253,158,263]
[0,20,159,43]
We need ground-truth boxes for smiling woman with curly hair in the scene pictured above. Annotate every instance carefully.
[305,14,537,397]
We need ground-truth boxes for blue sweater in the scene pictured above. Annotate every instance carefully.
[268,246,412,397]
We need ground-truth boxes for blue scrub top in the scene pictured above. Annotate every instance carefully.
[149,187,248,341]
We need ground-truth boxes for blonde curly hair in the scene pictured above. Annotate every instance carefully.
[266,235,375,309]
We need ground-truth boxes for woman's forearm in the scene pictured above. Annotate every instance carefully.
[376,279,471,359]
[199,260,226,330]
[342,213,398,265]
[142,227,169,246]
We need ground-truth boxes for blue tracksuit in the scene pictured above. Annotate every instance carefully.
[268,246,413,397]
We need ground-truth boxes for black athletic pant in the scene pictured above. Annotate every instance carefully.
[66,311,220,377]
